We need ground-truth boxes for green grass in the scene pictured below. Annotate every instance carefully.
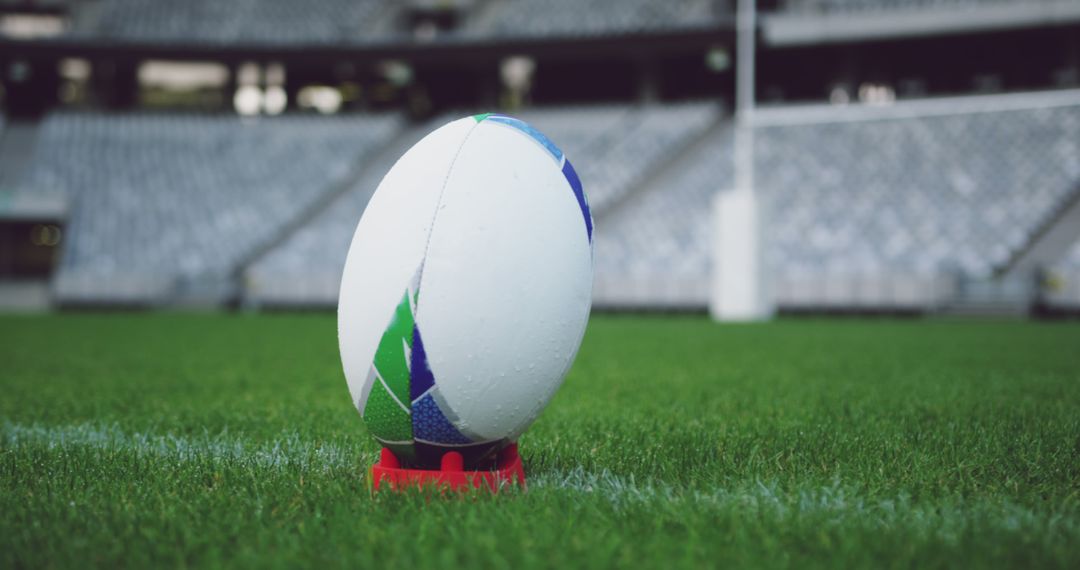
[2,314,1079,569]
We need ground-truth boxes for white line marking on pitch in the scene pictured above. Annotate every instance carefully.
[3,421,1074,536]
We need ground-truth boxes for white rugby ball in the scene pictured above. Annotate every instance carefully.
[338,113,593,467]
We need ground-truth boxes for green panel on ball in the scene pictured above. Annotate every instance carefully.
[371,290,414,407]
[362,379,412,444]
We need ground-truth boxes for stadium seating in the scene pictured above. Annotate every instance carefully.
[579,102,722,212]
[762,0,1080,47]
[464,0,727,39]
[17,111,400,304]
[67,0,393,45]
[593,124,732,308]
[12,93,1080,311]
[593,95,1080,309]
[514,102,720,212]
[774,0,1041,14]
[15,0,1070,46]
[56,0,730,44]
[756,102,1080,280]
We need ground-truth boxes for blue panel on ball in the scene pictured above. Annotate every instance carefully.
[486,115,564,163]
[562,159,592,242]
[412,392,473,445]
[410,326,434,402]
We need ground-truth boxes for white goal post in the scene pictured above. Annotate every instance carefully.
[710,0,773,322]
[710,187,773,321]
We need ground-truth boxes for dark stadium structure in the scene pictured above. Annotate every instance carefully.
[1,0,1079,314]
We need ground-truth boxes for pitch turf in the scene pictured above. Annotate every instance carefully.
[2,314,1078,568]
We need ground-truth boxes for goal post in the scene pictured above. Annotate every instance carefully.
[710,187,773,321]
[710,0,773,322]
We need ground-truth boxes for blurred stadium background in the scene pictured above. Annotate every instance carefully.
[1,0,1079,317]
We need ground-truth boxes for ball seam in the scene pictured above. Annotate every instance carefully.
[413,119,485,310]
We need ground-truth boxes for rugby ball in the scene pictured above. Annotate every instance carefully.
[338,113,593,467]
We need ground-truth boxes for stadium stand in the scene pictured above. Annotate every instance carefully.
[1,0,1077,316]
[16,111,400,305]
[594,124,734,309]
[0,117,68,220]
[762,0,1080,45]
[40,0,733,45]
[763,93,1080,310]
[514,102,721,213]
[575,102,722,213]
[10,91,1079,312]
[0,115,26,194]
[6,0,1075,52]
[0,120,36,193]
[66,0,394,45]
[463,0,728,39]
[596,91,1080,310]
[775,0,1043,14]
[755,94,1080,278]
